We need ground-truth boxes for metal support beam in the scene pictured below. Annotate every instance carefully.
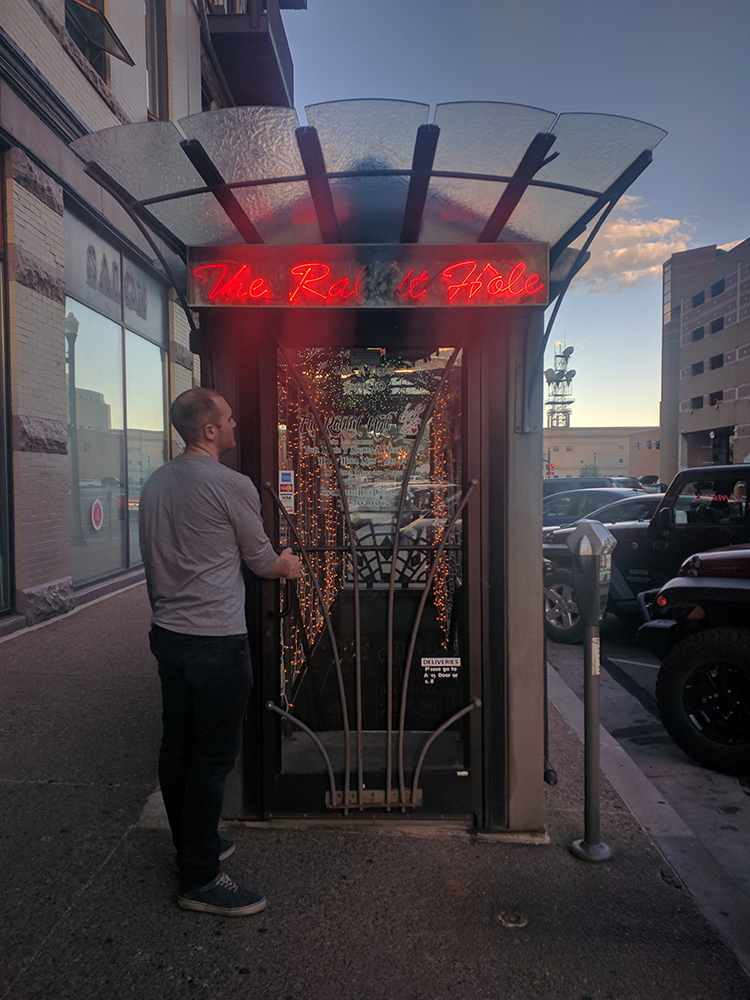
[400,123,440,244]
[296,126,341,244]
[477,132,558,243]
[550,149,653,266]
[180,138,264,244]
[83,161,186,260]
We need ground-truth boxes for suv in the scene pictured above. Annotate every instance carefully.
[638,546,750,775]
[543,464,750,643]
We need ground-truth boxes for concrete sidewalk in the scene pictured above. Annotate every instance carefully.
[1,584,748,999]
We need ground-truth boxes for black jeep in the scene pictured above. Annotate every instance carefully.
[638,546,750,775]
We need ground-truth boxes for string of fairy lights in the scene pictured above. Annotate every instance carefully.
[277,348,463,713]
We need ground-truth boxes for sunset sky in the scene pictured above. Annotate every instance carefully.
[282,0,749,427]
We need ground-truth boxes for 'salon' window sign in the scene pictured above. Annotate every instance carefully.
[188,244,548,309]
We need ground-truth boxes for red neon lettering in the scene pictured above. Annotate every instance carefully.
[394,268,431,299]
[523,270,543,295]
[192,263,271,302]
[326,267,365,300]
[442,260,545,301]
[289,262,330,303]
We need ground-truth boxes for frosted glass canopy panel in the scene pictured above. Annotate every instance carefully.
[179,107,320,245]
[498,113,667,248]
[306,100,429,243]
[421,103,557,243]
[544,113,667,191]
[71,122,240,246]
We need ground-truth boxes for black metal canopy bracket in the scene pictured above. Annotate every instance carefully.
[180,138,264,244]
[84,161,187,261]
[400,124,440,244]
[82,161,202,351]
[295,126,342,244]
[550,149,653,266]
[477,132,558,243]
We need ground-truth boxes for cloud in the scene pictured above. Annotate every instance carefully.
[569,196,696,294]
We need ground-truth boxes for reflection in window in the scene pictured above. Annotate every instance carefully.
[65,300,167,584]
[126,332,166,564]
[65,300,127,583]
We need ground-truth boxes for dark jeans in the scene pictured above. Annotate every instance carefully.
[149,624,253,891]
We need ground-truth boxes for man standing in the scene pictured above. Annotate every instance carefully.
[140,387,300,916]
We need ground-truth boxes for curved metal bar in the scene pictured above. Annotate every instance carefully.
[276,348,365,809]
[531,195,621,395]
[266,577,293,619]
[134,169,607,209]
[265,701,338,809]
[385,346,464,809]
[264,483,352,814]
[411,698,482,805]
[397,481,478,806]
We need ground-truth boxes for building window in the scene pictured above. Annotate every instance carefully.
[692,360,704,376]
[64,215,168,587]
[553,446,559,452]
[711,316,725,334]
[710,391,724,407]
[566,446,572,452]
[711,278,725,298]
[145,0,169,120]
[618,445,624,451]
[692,326,704,341]
[65,0,135,81]
[710,354,724,370]
[618,458,624,464]
[691,396,704,410]
[692,291,705,308]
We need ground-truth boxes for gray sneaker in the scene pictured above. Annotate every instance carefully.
[178,873,267,916]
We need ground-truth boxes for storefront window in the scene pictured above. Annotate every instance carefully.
[65,298,167,584]
[65,300,127,584]
[125,331,166,564]
[64,212,168,586]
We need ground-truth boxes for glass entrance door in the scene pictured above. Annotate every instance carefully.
[264,345,478,817]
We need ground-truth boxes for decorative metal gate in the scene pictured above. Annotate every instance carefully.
[263,344,480,815]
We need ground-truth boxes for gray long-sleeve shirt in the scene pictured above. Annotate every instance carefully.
[139,455,278,636]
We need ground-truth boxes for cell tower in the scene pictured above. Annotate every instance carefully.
[544,345,576,428]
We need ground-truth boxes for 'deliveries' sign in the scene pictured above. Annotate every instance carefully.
[187,244,549,309]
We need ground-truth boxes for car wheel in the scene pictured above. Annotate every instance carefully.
[544,568,584,645]
[656,627,750,775]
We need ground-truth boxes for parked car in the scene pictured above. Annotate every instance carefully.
[543,464,750,644]
[543,475,642,498]
[542,487,648,527]
[638,545,750,775]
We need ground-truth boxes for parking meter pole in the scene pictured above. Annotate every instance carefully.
[570,625,613,862]
[565,519,615,864]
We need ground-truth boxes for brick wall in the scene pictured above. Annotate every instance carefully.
[5,150,74,620]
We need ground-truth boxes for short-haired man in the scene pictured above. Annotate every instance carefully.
[140,387,300,916]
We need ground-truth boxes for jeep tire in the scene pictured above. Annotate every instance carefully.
[656,627,750,775]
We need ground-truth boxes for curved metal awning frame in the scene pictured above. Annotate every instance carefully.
[71,100,666,407]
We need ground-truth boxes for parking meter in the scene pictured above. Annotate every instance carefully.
[565,519,616,863]
[565,519,617,626]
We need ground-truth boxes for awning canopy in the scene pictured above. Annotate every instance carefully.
[71,100,666,289]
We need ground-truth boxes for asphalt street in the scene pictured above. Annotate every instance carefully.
[1,586,749,999]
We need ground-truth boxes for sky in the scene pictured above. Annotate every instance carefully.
[281,0,750,428]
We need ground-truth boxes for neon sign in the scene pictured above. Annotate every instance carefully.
[187,244,548,309]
